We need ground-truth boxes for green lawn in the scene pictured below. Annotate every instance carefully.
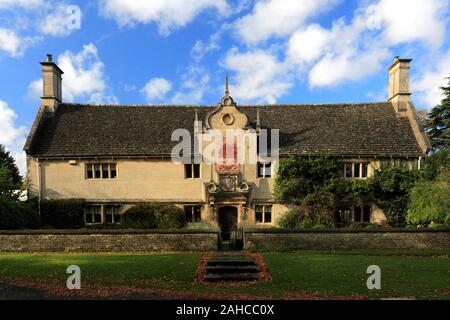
[0,249,448,299]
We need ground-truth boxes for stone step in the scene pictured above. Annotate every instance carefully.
[203,273,259,282]
[205,265,259,274]
[207,257,255,266]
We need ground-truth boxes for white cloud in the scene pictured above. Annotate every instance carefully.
[365,0,448,48]
[0,28,25,57]
[28,44,117,104]
[308,48,389,87]
[222,48,292,104]
[287,14,391,87]
[100,0,228,35]
[0,100,27,175]
[235,0,340,45]
[141,78,172,102]
[412,51,450,108]
[287,24,331,65]
[171,66,210,104]
[0,0,42,9]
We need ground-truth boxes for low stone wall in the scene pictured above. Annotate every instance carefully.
[0,229,218,252]
[244,228,450,250]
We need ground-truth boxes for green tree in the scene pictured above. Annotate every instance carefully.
[0,145,22,198]
[425,76,450,149]
[274,155,338,204]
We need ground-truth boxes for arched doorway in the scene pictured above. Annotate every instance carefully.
[218,206,238,241]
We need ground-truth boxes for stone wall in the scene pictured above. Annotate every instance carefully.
[0,229,218,252]
[244,228,450,250]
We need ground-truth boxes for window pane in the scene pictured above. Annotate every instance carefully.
[105,212,113,223]
[344,163,352,178]
[363,205,371,222]
[193,164,200,178]
[264,206,272,223]
[185,164,192,179]
[86,164,93,179]
[102,164,109,178]
[94,212,102,223]
[362,163,368,177]
[194,206,201,222]
[354,163,360,178]
[255,206,263,223]
[257,163,264,177]
[85,212,93,224]
[184,206,193,222]
[94,164,101,178]
[264,163,271,177]
[354,206,361,222]
[110,164,117,178]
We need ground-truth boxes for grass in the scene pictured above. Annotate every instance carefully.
[0,249,448,299]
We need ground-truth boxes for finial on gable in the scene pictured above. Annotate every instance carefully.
[225,72,229,97]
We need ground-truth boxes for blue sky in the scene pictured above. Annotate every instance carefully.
[0,0,449,173]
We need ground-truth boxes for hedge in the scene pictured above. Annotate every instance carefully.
[40,199,85,229]
[122,203,186,229]
[0,196,40,229]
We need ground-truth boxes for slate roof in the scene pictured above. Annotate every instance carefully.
[26,102,425,158]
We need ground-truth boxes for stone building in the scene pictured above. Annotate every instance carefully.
[24,55,429,236]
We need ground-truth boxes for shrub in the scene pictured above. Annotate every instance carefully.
[276,191,335,229]
[122,203,186,229]
[276,207,304,228]
[155,204,186,229]
[122,203,157,228]
[0,196,40,229]
[40,199,85,229]
[406,181,450,225]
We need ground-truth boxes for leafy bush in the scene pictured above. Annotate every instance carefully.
[407,181,450,225]
[0,196,40,229]
[40,199,85,229]
[122,203,186,229]
[276,207,304,229]
[122,203,157,228]
[277,191,335,228]
[154,203,186,229]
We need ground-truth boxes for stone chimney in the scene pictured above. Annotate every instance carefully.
[388,56,412,114]
[40,54,63,113]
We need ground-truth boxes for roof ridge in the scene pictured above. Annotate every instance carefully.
[60,101,390,108]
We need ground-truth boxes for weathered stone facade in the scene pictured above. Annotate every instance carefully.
[23,55,430,234]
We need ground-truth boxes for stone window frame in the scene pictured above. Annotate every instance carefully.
[255,204,272,224]
[86,162,117,180]
[184,163,201,179]
[84,204,122,225]
[342,161,369,179]
[184,205,202,223]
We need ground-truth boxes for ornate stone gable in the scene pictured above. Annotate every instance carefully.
[205,75,249,131]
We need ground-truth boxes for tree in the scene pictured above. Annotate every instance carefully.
[425,76,450,149]
[0,145,22,198]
